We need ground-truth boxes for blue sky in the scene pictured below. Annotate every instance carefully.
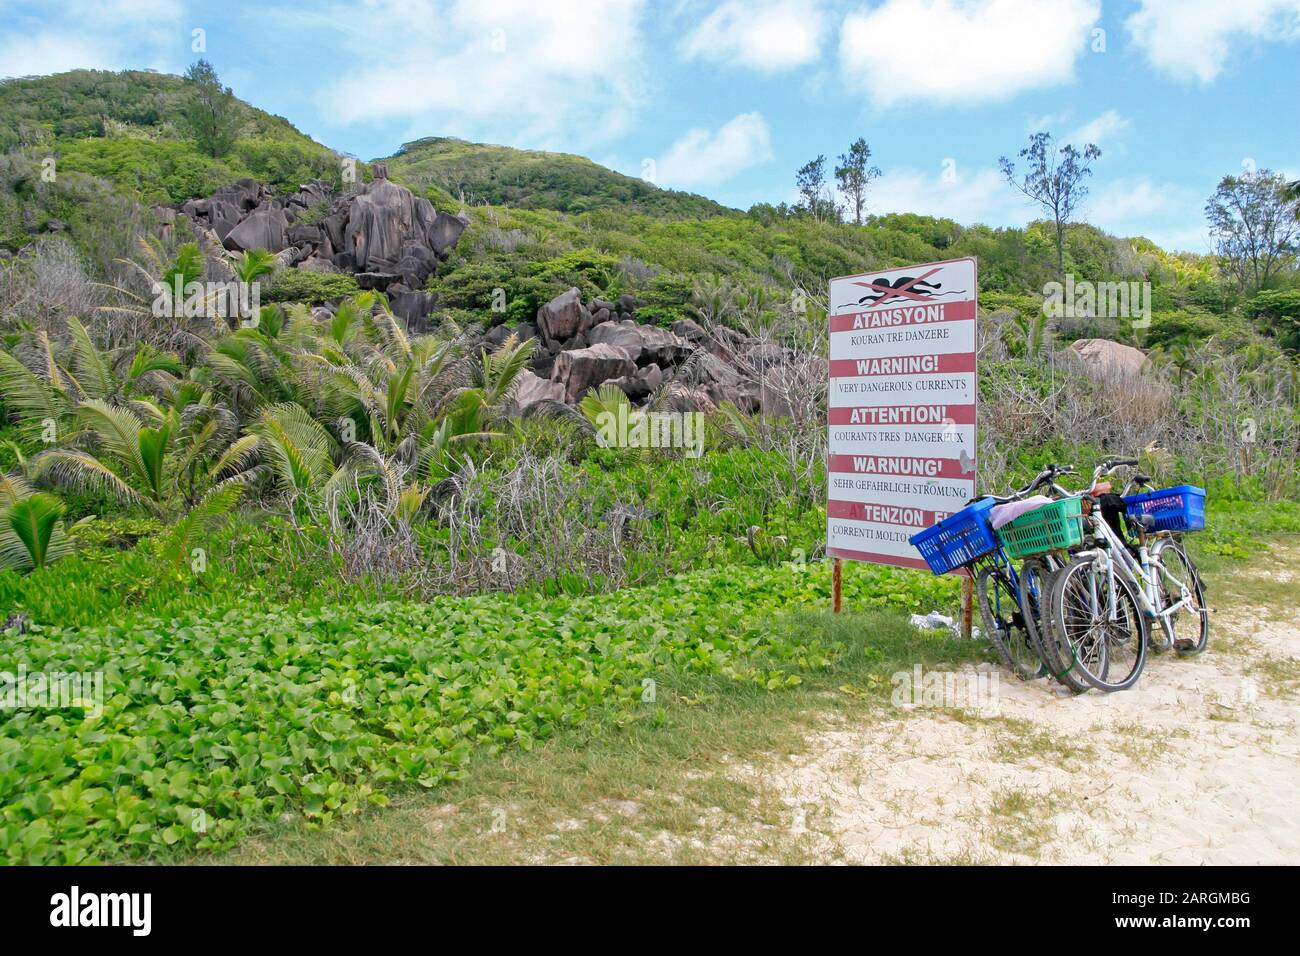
[1,0,1297,251]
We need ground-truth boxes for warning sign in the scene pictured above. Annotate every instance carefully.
[826,257,978,570]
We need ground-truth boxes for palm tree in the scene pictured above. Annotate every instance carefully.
[0,334,75,441]
[246,402,348,508]
[314,295,483,458]
[33,400,173,507]
[31,397,255,511]
[159,482,245,569]
[232,249,278,285]
[0,491,89,571]
[97,238,227,350]
[204,326,297,415]
[0,319,183,447]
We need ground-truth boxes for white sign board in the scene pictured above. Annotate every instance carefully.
[826,257,978,570]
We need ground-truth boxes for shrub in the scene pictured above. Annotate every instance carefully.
[0,557,952,862]
[1245,289,1300,351]
[636,272,694,327]
[262,269,360,305]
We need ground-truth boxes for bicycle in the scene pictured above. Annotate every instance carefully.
[989,464,1094,692]
[963,465,1076,680]
[1045,458,1210,693]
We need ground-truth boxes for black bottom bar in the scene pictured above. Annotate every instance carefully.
[0,865,1281,941]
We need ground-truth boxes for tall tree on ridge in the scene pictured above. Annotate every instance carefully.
[835,138,881,225]
[183,59,239,159]
[1205,170,1298,291]
[999,132,1101,278]
[796,155,834,221]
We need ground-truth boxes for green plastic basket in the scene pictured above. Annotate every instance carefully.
[997,497,1085,559]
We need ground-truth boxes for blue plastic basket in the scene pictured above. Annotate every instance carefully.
[1122,484,1206,533]
[909,497,999,575]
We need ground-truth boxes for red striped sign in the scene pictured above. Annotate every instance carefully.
[827,258,978,569]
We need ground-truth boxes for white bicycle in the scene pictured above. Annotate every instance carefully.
[1045,458,1210,693]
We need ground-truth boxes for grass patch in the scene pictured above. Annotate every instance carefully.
[1248,655,1300,699]
[957,714,1099,768]
[982,786,1070,858]
[1104,721,1184,766]
[211,609,991,865]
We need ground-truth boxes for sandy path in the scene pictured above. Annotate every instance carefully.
[753,558,1300,864]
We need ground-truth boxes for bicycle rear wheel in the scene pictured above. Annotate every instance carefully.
[975,563,1047,680]
[1018,556,1087,692]
[1152,538,1209,655]
[1050,556,1149,693]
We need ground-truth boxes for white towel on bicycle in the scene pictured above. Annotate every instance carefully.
[990,495,1055,530]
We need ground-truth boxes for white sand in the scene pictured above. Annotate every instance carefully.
[754,566,1300,864]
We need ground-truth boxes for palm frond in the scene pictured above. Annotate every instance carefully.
[65,317,116,400]
[77,399,148,482]
[161,483,244,568]
[30,448,144,506]
[249,402,337,495]
[205,433,261,482]
[0,350,68,425]
[0,473,34,508]
[0,492,72,571]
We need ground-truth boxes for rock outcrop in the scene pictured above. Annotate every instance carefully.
[1068,338,1150,377]
[511,286,784,411]
[587,320,691,366]
[168,174,784,416]
[551,342,638,404]
[513,369,565,408]
[224,208,289,253]
[176,167,468,292]
[537,287,588,343]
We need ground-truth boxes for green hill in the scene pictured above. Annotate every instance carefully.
[0,69,347,266]
[0,67,1231,343]
[0,69,341,200]
[384,135,732,219]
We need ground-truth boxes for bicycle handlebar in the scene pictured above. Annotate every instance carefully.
[1089,454,1141,487]
[977,463,1076,505]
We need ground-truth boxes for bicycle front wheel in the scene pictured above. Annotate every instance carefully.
[1050,556,1149,693]
[976,563,1047,680]
[1152,538,1209,655]
[1018,556,1087,693]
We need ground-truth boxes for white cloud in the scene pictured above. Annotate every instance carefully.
[870,165,1211,252]
[680,0,827,71]
[870,165,1036,224]
[1087,176,1184,220]
[311,0,645,149]
[1067,110,1130,147]
[1125,0,1300,84]
[0,0,182,79]
[838,0,1101,107]
[1085,176,1210,252]
[654,111,773,188]
[0,33,114,78]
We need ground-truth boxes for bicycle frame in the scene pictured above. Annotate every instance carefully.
[973,546,1019,615]
[1066,506,1201,646]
